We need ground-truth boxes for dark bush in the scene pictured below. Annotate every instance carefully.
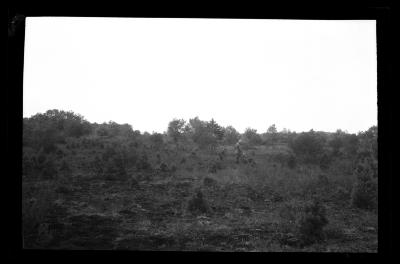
[136,153,152,171]
[289,131,325,164]
[203,177,217,187]
[55,185,73,195]
[350,158,377,210]
[187,190,212,216]
[317,173,329,186]
[59,159,71,174]
[351,175,377,210]
[298,200,329,245]
[287,154,297,169]
[41,158,58,180]
[159,162,169,172]
[208,163,217,173]
[129,177,139,188]
[170,164,177,173]
[319,153,331,171]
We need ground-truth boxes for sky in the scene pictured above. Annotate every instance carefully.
[23,17,377,134]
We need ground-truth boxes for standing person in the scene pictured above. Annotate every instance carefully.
[235,139,243,164]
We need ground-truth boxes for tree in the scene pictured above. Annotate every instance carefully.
[167,118,186,144]
[207,118,224,141]
[242,128,262,146]
[289,130,325,164]
[223,126,241,145]
[149,133,164,149]
[329,130,345,157]
[96,122,134,138]
[23,110,92,152]
[263,124,278,145]
[267,124,277,134]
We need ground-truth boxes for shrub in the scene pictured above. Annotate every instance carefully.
[136,153,152,171]
[22,182,57,247]
[187,190,212,216]
[41,158,58,180]
[297,200,329,245]
[203,177,217,187]
[351,175,377,210]
[317,173,329,186]
[170,164,177,173]
[55,185,73,195]
[287,154,297,169]
[350,159,377,210]
[289,131,325,164]
[319,153,331,171]
[59,159,71,175]
[208,160,222,173]
[159,162,169,172]
[208,163,217,173]
[128,177,139,188]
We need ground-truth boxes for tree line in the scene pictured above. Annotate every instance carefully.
[23,109,377,180]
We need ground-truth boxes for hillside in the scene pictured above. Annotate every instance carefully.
[22,110,378,251]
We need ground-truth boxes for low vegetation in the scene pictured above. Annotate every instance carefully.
[22,110,378,251]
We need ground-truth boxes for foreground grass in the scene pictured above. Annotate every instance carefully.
[22,161,377,252]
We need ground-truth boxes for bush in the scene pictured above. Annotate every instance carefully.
[289,131,325,164]
[159,162,169,172]
[170,164,177,173]
[351,175,377,210]
[203,177,217,187]
[208,160,222,173]
[350,159,377,210]
[332,186,351,203]
[298,200,329,245]
[136,153,152,171]
[208,163,217,173]
[22,182,57,247]
[41,158,58,180]
[187,190,212,216]
[287,154,297,169]
[319,153,331,171]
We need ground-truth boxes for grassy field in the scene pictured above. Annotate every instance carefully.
[22,144,377,252]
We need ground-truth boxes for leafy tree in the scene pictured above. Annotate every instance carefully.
[242,128,262,146]
[167,118,186,144]
[329,130,345,157]
[351,157,377,210]
[298,200,329,245]
[357,126,377,161]
[342,133,359,158]
[186,117,220,150]
[289,130,325,164]
[267,124,277,134]
[262,124,279,145]
[222,125,241,145]
[149,133,164,149]
[96,122,134,138]
[23,110,92,153]
[207,118,224,141]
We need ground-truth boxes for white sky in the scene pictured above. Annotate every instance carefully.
[23,17,377,134]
